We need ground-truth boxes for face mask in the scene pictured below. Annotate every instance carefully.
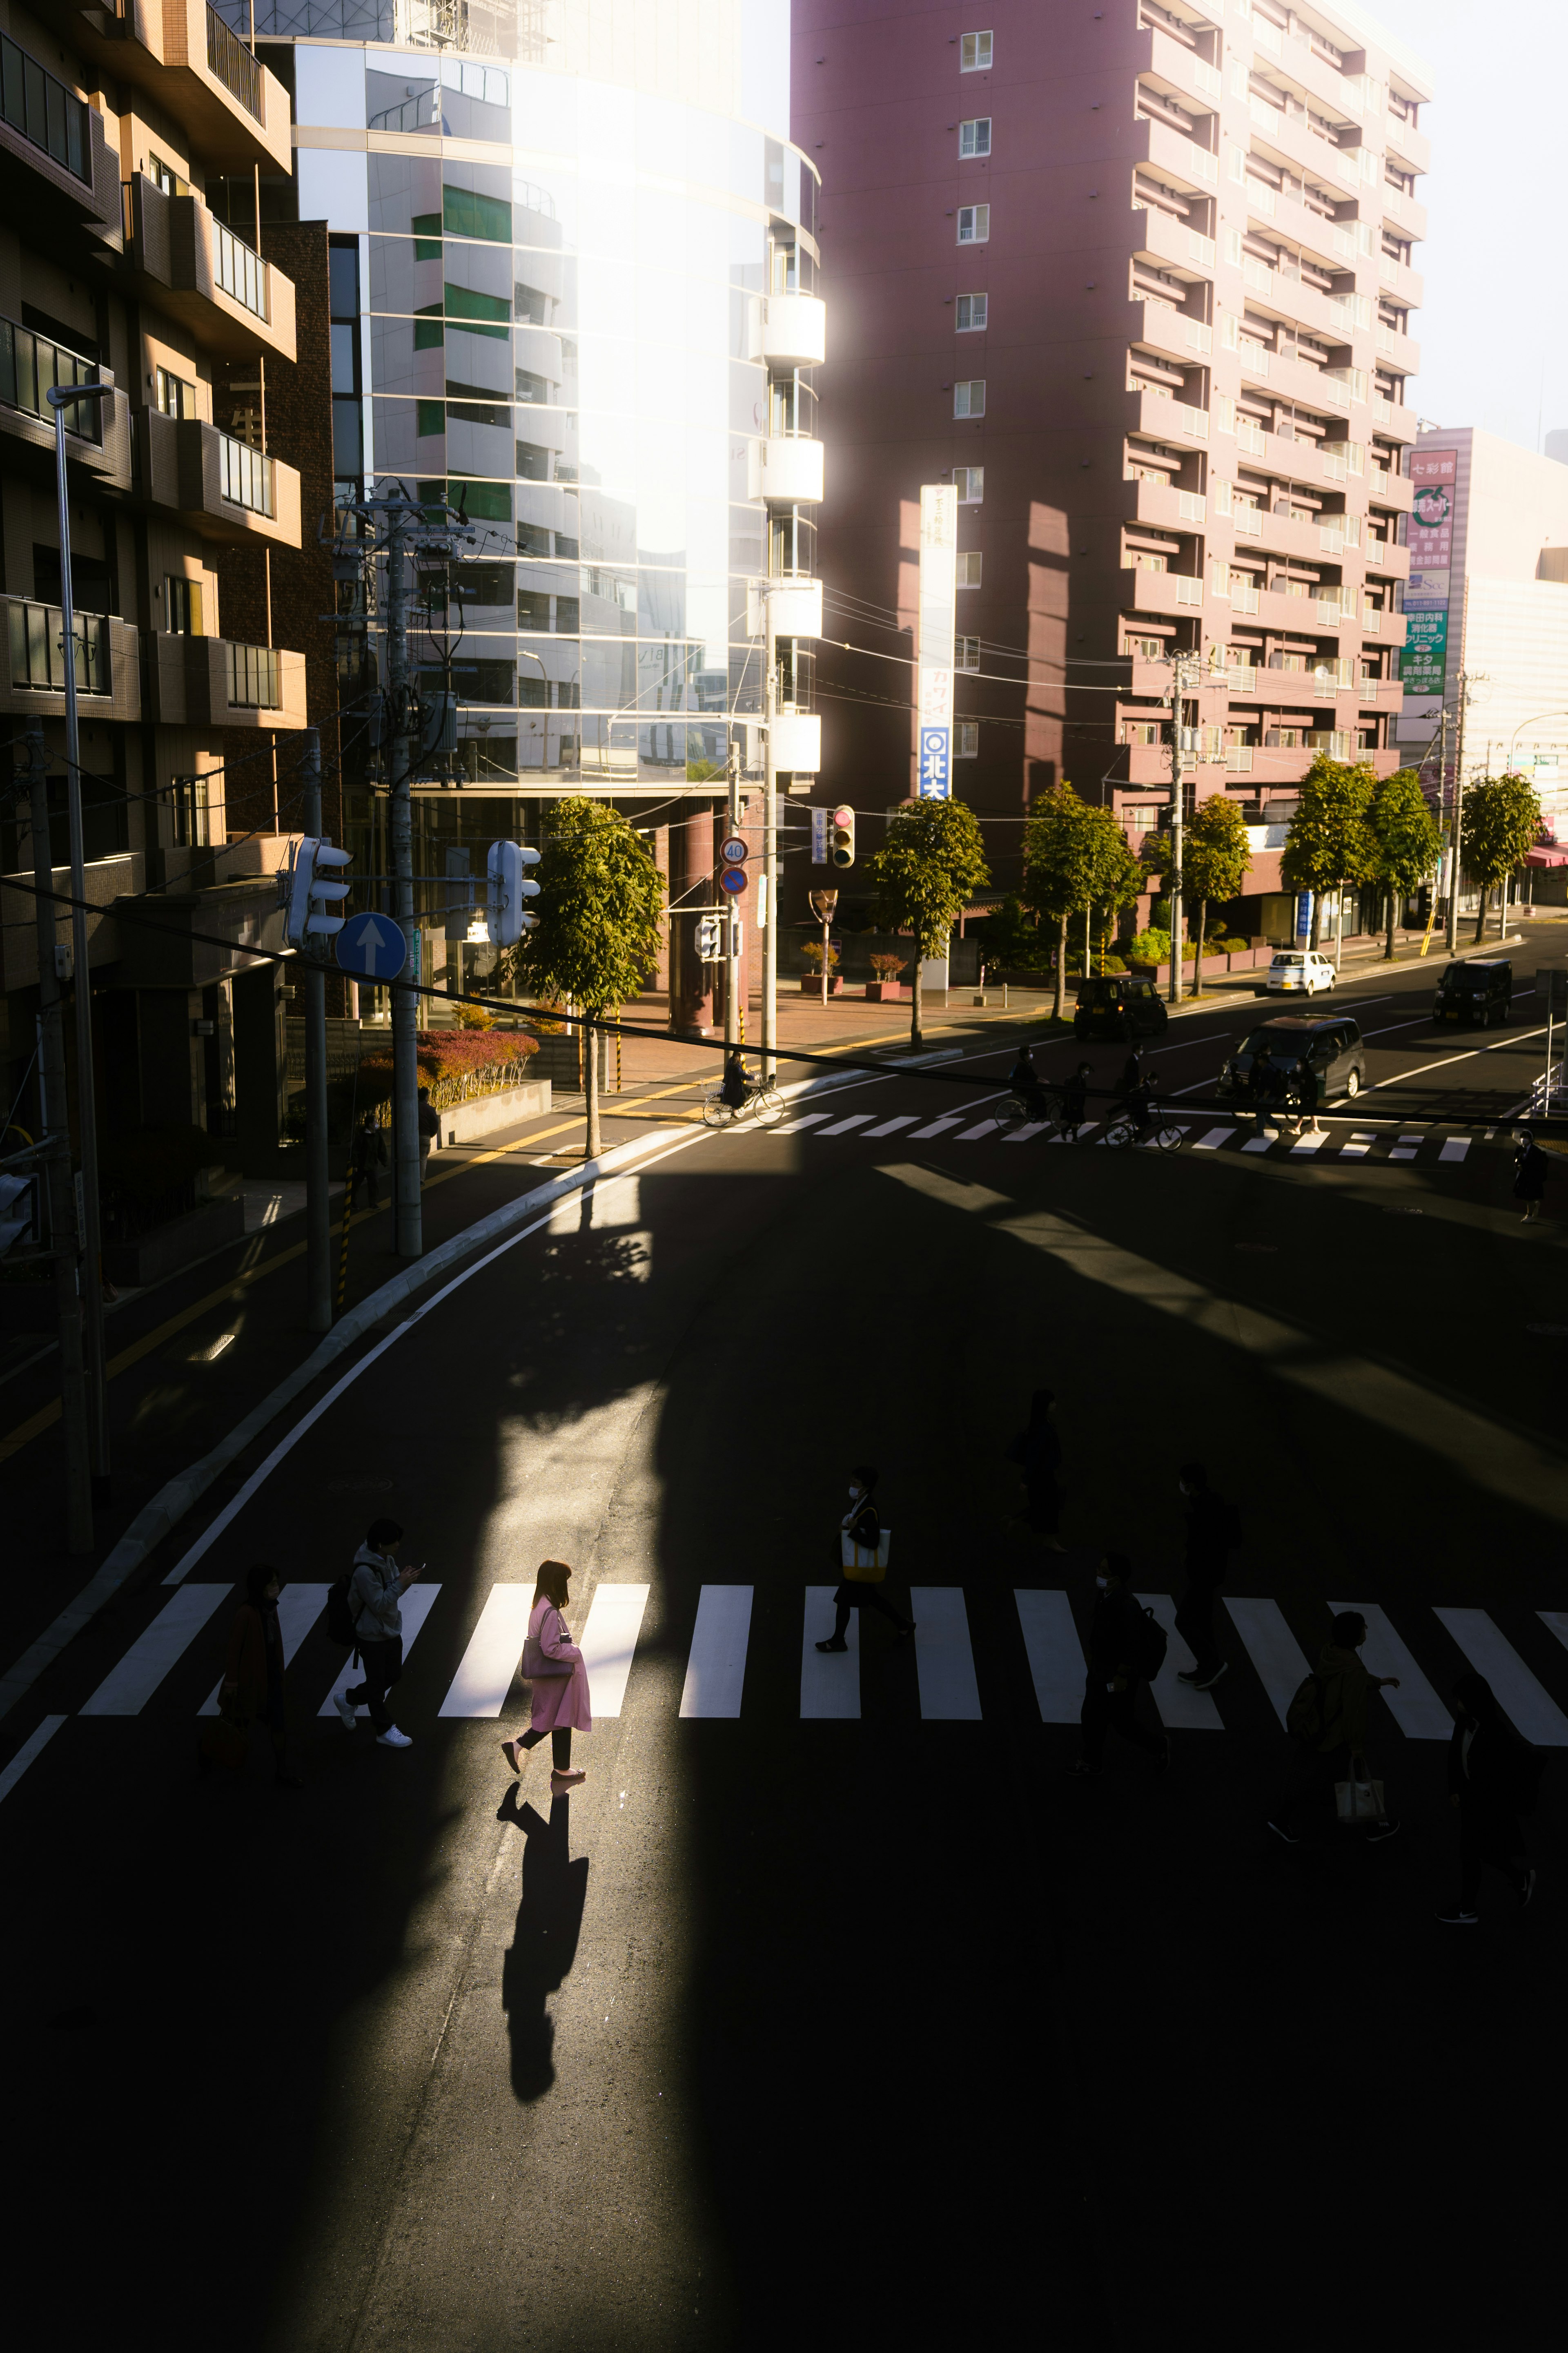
[848,1485,862,1500]
[1095,1575,1108,1590]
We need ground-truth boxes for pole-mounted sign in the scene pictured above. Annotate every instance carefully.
[917,483,957,799]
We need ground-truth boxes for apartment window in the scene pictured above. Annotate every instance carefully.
[329,235,364,497]
[164,575,204,635]
[956,294,988,332]
[955,722,980,758]
[1123,723,1161,747]
[959,118,991,158]
[955,465,984,502]
[961,31,993,71]
[166,774,210,849]
[147,153,191,198]
[953,379,986,418]
[1124,635,1165,661]
[957,636,981,671]
[957,551,982,587]
[156,367,197,420]
[1125,807,1159,832]
[957,204,990,244]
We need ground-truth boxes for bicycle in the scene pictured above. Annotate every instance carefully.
[702,1078,785,1129]
[992,1088,1073,1140]
[1104,1103,1183,1152]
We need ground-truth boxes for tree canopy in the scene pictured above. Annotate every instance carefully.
[1280,755,1378,895]
[870,796,990,1043]
[1365,766,1443,956]
[1021,784,1140,1015]
[1178,793,1252,995]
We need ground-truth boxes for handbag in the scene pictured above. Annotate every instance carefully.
[1335,1772,1386,1825]
[841,1526,891,1584]
[521,1608,575,1678]
[200,1692,250,1772]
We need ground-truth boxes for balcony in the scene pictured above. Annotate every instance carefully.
[757,434,824,506]
[1368,463,1413,515]
[0,318,132,491]
[1383,112,1432,176]
[1116,740,1181,786]
[1135,116,1218,195]
[1122,478,1206,532]
[0,29,122,240]
[1127,388,1209,445]
[1361,677,1405,712]
[1118,565,1205,620]
[69,0,292,177]
[1375,323,1420,376]
[1372,395,1420,446]
[757,294,825,368]
[135,408,301,549]
[1244,177,1352,277]
[145,633,306,730]
[1381,186,1428,242]
[1129,298,1212,365]
[1136,25,1225,117]
[1361,606,1407,647]
[0,596,140,720]
[1363,536,1410,581]
[122,175,296,362]
[1133,202,1215,279]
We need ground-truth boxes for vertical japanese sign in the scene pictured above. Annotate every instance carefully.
[918,484,957,798]
[1401,448,1456,704]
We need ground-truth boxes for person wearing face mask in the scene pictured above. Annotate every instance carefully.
[1173,1461,1239,1692]
[1068,1553,1169,1779]
[815,1465,915,1653]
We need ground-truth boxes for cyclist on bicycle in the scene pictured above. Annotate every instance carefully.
[1126,1070,1162,1142]
[719,1050,751,1111]
[1009,1044,1054,1124]
[1059,1060,1091,1141]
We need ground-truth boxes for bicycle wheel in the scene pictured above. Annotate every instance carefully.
[753,1086,785,1128]
[991,1095,1030,1137]
[1104,1119,1134,1149]
[701,1093,735,1129]
[1155,1117,1183,1152]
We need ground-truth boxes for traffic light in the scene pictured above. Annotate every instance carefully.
[830,803,855,868]
[695,914,724,961]
[285,836,352,947]
[486,840,541,946]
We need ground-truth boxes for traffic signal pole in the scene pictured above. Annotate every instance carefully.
[1166,651,1192,1004]
[762,590,778,1084]
[384,506,422,1259]
[725,737,741,1054]
[298,725,332,1330]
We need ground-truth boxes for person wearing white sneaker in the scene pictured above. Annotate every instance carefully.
[499,1561,591,1793]
[341,1516,421,1749]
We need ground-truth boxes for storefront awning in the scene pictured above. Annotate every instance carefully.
[1525,848,1568,869]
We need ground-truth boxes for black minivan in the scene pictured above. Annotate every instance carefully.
[1432,958,1511,1026]
[1217,1015,1368,1104]
[1074,975,1169,1042]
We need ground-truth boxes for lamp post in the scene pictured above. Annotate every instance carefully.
[47,376,116,1503]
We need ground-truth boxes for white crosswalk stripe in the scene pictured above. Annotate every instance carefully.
[437,1585,533,1718]
[909,1113,964,1140]
[1341,1133,1376,1157]
[319,1584,443,1717]
[909,1587,982,1718]
[774,1111,831,1134]
[1225,1597,1310,1726]
[1390,1133,1422,1160]
[1195,1126,1238,1149]
[864,1114,919,1138]
[82,1584,232,1717]
[1136,1595,1223,1730]
[1439,1137,1471,1162]
[1289,1131,1328,1155]
[680,1585,753,1719]
[1015,1588,1086,1723]
[1434,1607,1568,1746]
[801,1585,859,1717]
[954,1119,1001,1141]
[198,1584,329,1717]
[819,1113,874,1136]
[577,1584,650,1720]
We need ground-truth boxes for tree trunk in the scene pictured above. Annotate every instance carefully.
[1384,883,1396,960]
[1473,886,1488,946]
[585,1012,601,1159]
[910,933,924,1048]
[1192,898,1207,997]
[1309,893,1321,951]
[1054,913,1068,1021]
[1334,877,1345,968]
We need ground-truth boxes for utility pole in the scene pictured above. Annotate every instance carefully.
[25,729,92,1551]
[383,504,421,1260]
[762,589,778,1083]
[298,725,332,1330]
[1447,684,1476,957]
[1166,650,1192,1004]
[724,735,742,1054]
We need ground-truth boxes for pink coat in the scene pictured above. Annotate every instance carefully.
[527,1598,592,1733]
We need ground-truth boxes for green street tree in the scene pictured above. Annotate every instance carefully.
[1366,766,1443,959]
[1459,769,1542,943]
[1083,811,1145,975]
[1280,754,1377,957]
[973,894,1039,984]
[1020,783,1101,1019]
[869,796,990,1046]
[1178,792,1252,997]
[504,797,665,1158]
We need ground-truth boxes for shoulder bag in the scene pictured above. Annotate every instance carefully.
[521,1606,575,1678]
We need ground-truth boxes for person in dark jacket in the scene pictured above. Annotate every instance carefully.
[719,1049,751,1109]
[815,1465,915,1652]
[1247,1042,1278,1139]
[1058,1061,1091,1141]
[210,1562,301,1786]
[1288,1055,1321,1140]
[1174,1461,1237,1691]
[1437,1671,1538,1924]
[334,1516,421,1748]
[1118,1045,1144,1097]
[1512,1126,1548,1222]
[1007,1388,1065,1550]
[350,1111,388,1211]
[417,1086,440,1183]
[1008,1045,1051,1123]
[1069,1553,1169,1778]
[1268,1611,1401,1844]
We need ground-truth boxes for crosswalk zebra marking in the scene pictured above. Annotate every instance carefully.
[909,1114,965,1140]
[1014,1589,1086,1724]
[1136,1595,1223,1731]
[318,1584,443,1717]
[81,1583,232,1717]
[1241,1134,1276,1154]
[1439,1137,1471,1162]
[954,1119,1002,1142]
[1004,1121,1052,1143]
[578,1584,650,1720]
[1434,1607,1568,1746]
[1390,1133,1422,1161]
[679,1585,753,1719]
[863,1115,919,1138]
[909,1587,982,1719]
[819,1114,874,1137]
[801,1586,859,1718]
[1340,1133,1376,1157]
[1327,1601,1452,1740]
[437,1585,534,1719]
[1290,1131,1328,1155]
[1225,1597,1310,1727]
[0,1715,67,1808]
[1195,1126,1238,1149]
[775,1112,832,1135]
[198,1584,329,1718]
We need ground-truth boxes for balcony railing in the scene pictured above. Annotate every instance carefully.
[214,219,269,321]
[0,317,104,442]
[8,598,109,693]
[227,640,280,709]
[207,4,264,125]
[0,32,91,186]
[220,430,274,515]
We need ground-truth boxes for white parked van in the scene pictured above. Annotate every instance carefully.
[1266,950,1336,995]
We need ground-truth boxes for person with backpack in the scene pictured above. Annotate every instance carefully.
[332,1516,420,1749]
[1174,1461,1239,1692]
[1068,1552,1169,1778]
[1437,1671,1540,1925]
[500,1560,591,1792]
[1268,1610,1401,1844]
[815,1465,915,1652]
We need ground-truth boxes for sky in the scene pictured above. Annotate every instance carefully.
[1362,0,1568,455]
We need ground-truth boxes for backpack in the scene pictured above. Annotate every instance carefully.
[326,1572,359,1649]
[1127,1603,1168,1682]
[1286,1671,1329,1746]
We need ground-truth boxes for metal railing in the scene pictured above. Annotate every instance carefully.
[219,430,274,515]
[0,32,91,185]
[226,640,280,709]
[214,219,269,320]
[0,317,104,442]
[206,4,263,124]
[7,598,109,694]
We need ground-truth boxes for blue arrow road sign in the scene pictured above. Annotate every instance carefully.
[335,911,409,981]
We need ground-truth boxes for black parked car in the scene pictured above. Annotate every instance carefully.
[1217,1015,1368,1105]
[1433,958,1511,1026]
[1073,975,1169,1041]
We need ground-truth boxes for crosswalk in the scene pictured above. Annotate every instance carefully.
[766,1104,1474,1165]
[60,1576,1568,1749]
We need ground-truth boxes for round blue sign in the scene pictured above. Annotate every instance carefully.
[718,865,748,895]
[335,911,409,980]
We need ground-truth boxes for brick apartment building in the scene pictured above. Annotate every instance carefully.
[796,0,1431,930]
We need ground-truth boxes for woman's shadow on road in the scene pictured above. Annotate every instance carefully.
[497,1786,589,2101]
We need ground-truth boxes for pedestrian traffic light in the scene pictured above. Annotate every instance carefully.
[285,836,352,947]
[486,841,541,946]
[830,804,855,868]
[695,914,724,961]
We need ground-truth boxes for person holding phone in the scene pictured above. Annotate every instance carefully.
[335,1516,421,1749]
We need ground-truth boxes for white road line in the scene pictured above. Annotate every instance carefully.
[1364,1024,1548,1093]
[1241,1134,1275,1153]
[1225,1597,1310,1727]
[0,1714,67,1807]
[1434,1607,1568,1746]
[1290,1131,1328,1155]
[198,1583,329,1717]
[864,1114,919,1138]
[909,1114,965,1139]
[81,1583,232,1717]
[1327,1602,1452,1740]
[1390,1133,1422,1160]
[578,1584,650,1720]
[1439,1137,1472,1162]
[775,1112,832,1134]
[1004,1121,1052,1144]
[679,1585,753,1719]
[801,1585,859,1718]
[817,1113,874,1136]
[1340,1132,1376,1157]
[1014,1589,1085,1723]
[909,1587,982,1718]
[954,1119,1001,1140]
[437,1585,534,1719]
[1364,1016,1434,1039]
[1136,1595,1223,1731]
[1195,1126,1238,1149]
[318,1584,443,1717]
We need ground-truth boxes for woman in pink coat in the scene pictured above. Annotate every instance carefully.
[500,1559,590,1791]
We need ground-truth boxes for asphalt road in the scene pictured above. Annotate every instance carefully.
[7,926,1568,2350]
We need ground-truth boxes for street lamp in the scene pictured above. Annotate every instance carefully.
[47,377,115,1501]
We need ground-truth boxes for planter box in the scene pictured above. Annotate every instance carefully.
[864,981,910,1001]
[436,1079,551,1147]
[0,1282,65,1333]
[102,1195,245,1288]
[799,975,842,994]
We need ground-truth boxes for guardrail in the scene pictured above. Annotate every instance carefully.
[206,3,263,124]
[7,598,109,693]
[227,640,279,708]
[220,431,273,515]
[0,31,91,184]
[0,317,103,441]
